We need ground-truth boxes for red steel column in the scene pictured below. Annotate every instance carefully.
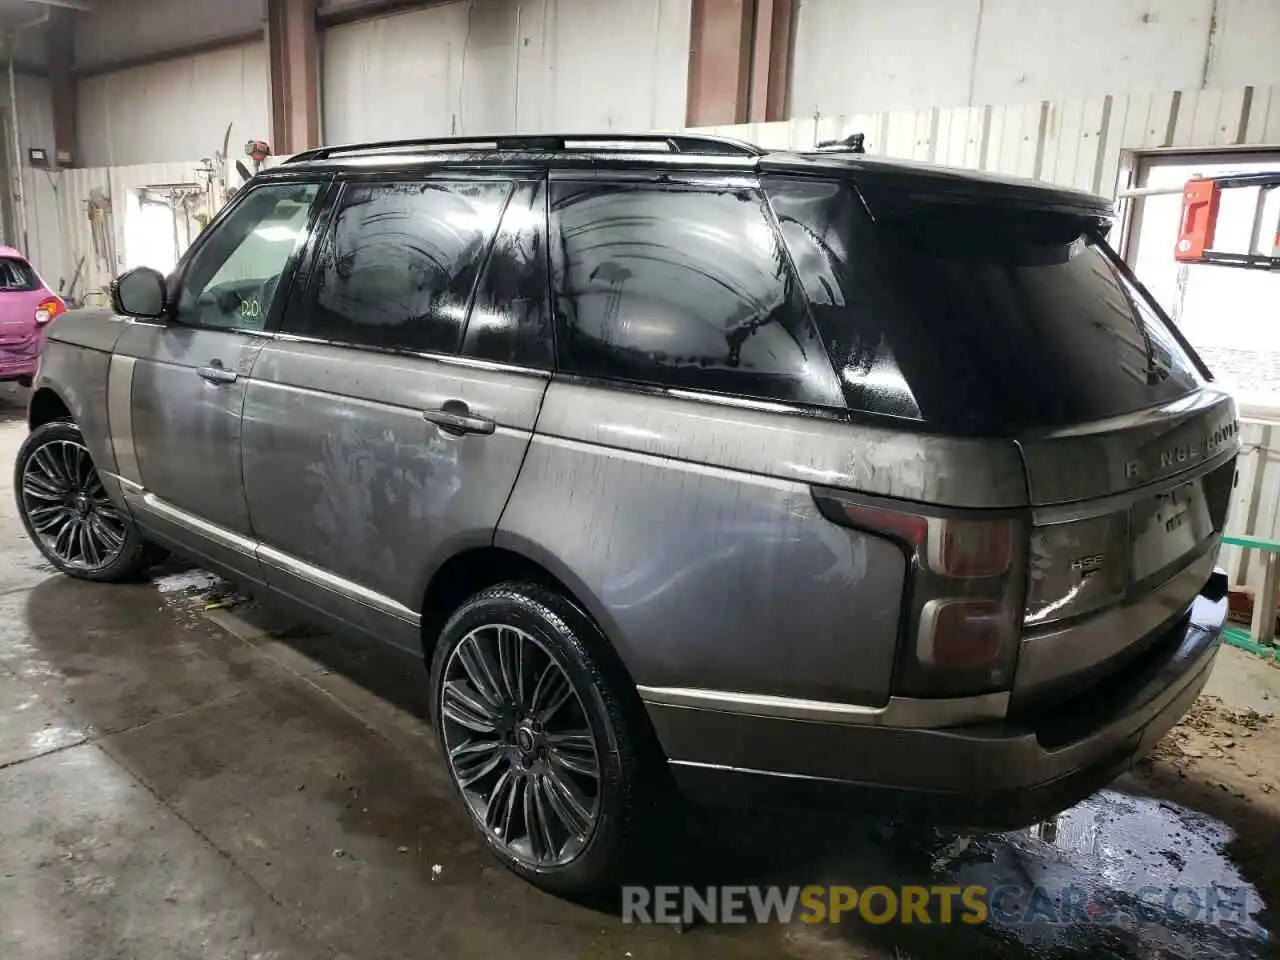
[747,0,793,123]
[685,0,754,128]
[267,0,321,154]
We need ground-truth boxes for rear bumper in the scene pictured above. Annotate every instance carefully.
[0,350,37,381]
[648,575,1227,829]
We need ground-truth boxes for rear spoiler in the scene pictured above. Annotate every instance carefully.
[854,179,1115,225]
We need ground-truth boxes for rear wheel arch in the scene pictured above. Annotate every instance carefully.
[419,544,666,764]
[420,544,627,669]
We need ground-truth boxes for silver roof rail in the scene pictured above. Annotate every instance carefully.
[284,133,765,164]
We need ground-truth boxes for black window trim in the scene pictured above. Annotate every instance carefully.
[276,170,556,373]
[166,173,334,338]
[545,169,852,415]
[454,176,555,372]
[1092,232,1215,383]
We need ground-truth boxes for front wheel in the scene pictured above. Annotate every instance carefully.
[14,420,152,582]
[430,582,656,896]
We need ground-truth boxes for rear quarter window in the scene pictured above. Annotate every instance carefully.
[0,257,40,292]
[765,176,1204,435]
[548,179,845,408]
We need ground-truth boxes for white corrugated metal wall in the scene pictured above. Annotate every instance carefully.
[72,0,269,167]
[76,44,271,167]
[790,0,1280,119]
[687,85,1280,200]
[320,0,691,144]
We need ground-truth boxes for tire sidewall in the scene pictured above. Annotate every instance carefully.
[14,420,147,582]
[429,584,631,893]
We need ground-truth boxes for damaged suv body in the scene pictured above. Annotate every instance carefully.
[15,133,1236,894]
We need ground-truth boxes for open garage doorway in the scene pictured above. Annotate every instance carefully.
[1124,150,1280,409]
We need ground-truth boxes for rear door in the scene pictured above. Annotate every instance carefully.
[240,170,554,652]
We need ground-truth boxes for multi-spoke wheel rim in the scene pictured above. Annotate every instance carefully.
[20,439,128,571]
[440,624,601,868]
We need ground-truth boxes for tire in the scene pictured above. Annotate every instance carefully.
[429,581,656,896]
[14,420,152,583]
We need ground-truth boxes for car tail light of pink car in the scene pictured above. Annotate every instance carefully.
[0,246,65,386]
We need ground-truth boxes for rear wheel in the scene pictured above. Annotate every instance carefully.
[14,420,152,582]
[430,582,655,895]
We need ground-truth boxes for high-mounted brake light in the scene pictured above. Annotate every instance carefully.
[813,490,1027,699]
[34,296,65,327]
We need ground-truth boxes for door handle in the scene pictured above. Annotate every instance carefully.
[423,401,495,436]
[197,363,238,385]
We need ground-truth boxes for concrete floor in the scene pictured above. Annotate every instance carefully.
[0,382,1275,960]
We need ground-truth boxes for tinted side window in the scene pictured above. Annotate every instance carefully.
[549,180,844,407]
[461,180,553,369]
[176,182,322,332]
[288,179,511,354]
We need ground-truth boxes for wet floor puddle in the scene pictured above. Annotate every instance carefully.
[934,788,1270,958]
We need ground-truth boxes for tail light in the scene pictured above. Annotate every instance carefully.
[34,296,65,327]
[813,489,1027,698]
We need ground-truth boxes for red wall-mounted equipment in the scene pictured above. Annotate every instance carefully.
[1174,177,1221,262]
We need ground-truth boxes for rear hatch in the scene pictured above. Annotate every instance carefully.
[0,255,49,357]
[765,167,1237,704]
[860,189,1237,702]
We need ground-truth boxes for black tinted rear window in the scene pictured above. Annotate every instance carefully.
[0,257,39,292]
[766,177,1203,435]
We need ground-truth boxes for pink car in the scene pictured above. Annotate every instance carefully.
[0,246,65,386]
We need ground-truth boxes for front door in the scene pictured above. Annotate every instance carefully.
[114,180,324,582]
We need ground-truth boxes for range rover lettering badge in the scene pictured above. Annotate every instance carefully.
[1128,421,1238,481]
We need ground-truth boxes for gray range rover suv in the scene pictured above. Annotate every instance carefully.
[14,133,1237,894]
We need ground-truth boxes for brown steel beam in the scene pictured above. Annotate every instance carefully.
[748,0,793,122]
[45,6,75,163]
[686,0,753,128]
[317,0,449,29]
[687,0,794,127]
[267,0,321,154]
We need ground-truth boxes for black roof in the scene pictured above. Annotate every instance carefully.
[262,132,1115,220]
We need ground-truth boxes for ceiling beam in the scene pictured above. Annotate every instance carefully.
[23,0,92,11]
[70,28,263,78]
[316,0,450,29]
